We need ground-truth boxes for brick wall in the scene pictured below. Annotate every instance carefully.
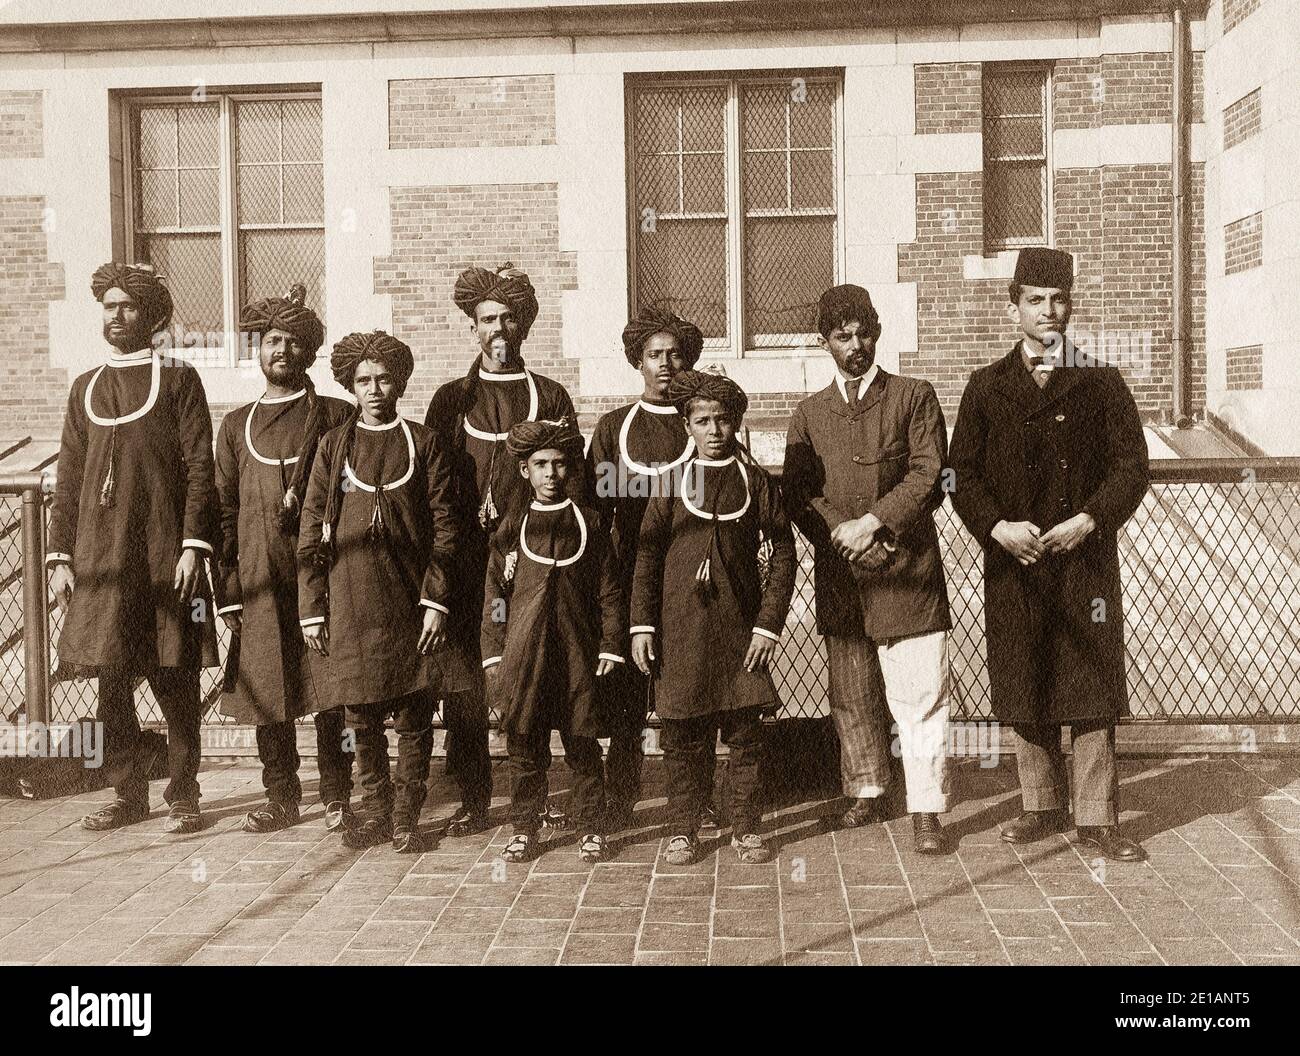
[913,63,982,134]
[1223,0,1262,34]
[1224,211,1263,274]
[373,183,579,413]
[1223,88,1262,150]
[388,76,556,149]
[1225,344,1263,389]
[0,90,42,160]
[1053,52,1203,128]
[1053,58,1102,129]
[0,196,67,437]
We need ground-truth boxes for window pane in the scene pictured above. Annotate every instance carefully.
[743,150,787,211]
[239,229,326,356]
[238,164,281,224]
[137,107,176,169]
[742,86,786,151]
[682,152,725,214]
[236,100,280,164]
[282,163,323,224]
[679,87,725,152]
[984,162,1045,245]
[137,232,222,335]
[177,105,219,167]
[636,153,680,215]
[139,169,177,229]
[635,91,680,154]
[984,68,1044,118]
[789,82,834,149]
[790,150,833,210]
[281,99,322,162]
[744,215,834,347]
[637,218,727,340]
[178,168,219,227]
[984,116,1043,159]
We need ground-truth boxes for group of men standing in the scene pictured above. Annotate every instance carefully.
[46,244,1150,865]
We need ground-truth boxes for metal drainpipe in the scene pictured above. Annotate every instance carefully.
[1171,0,1192,428]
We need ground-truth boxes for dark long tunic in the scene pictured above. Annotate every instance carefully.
[48,350,218,675]
[948,345,1149,724]
[214,390,353,723]
[630,456,797,720]
[297,416,470,709]
[481,500,623,738]
[587,397,692,719]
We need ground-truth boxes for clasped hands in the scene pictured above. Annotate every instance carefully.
[831,513,894,570]
[991,512,1096,566]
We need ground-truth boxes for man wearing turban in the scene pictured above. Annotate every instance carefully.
[297,331,470,853]
[423,263,579,838]
[48,263,218,835]
[586,308,705,831]
[949,247,1149,862]
[213,286,357,834]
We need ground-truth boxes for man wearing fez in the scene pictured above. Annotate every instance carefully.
[214,288,355,833]
[424,264,579,836]
[298,331,468,853]
[783,284,953,854]
[49,263,218,834]
[586,307,712,831]
[948,247,1149,862]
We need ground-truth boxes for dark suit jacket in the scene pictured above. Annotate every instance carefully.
[783,368,951,641]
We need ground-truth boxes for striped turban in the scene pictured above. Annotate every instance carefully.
[90,262,173,334]
[621,307,704,369]
[453,263,540,339]
[505,416,583,460]
[668,369,749,422]
[240,284,325,364]
[330,331,415,394]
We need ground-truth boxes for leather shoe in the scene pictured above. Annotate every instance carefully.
[1077,825,1147,863]
[999,809,1069,844]
[912,813,946,855]
[838,797,888,829]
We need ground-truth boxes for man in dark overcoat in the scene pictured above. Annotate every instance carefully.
[948,247,1149,862]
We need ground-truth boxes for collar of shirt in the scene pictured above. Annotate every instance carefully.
[834,363,879,405]
[1019,341,1057,373]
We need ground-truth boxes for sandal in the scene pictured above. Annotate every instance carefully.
[501,833,537,863]
[242,800,300,833]
[392,823,425,854]
[445,805,491,837]
[342,814,392,850]
[81,797,150,832]
[162,800,202,835]
[324,800,356,833]
[732,833,773,864]
[538,804,570,834]
[664,834,699,866]
[578,833,609,863]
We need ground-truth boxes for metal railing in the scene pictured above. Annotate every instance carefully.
[4,459,1300,725]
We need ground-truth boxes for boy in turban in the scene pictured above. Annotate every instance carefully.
[50,263,218,835]
[297,331,470,853]
[214,286,357,833]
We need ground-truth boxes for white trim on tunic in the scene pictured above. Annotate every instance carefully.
[464,369,539,441]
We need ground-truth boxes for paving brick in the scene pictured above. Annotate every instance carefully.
[709,937,782,965]
[495,917,572,948]
[857,939,934,966]
[561,933,637,965]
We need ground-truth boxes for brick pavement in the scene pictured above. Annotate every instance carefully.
[1,755,1299,966]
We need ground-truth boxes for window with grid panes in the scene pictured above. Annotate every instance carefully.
[982,65,1050,252]
[629,75,841,356]
[127,93,324,362]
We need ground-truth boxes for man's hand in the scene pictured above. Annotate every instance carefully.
[174,547,202,604]
[1040,512,1096,555]
[303,623,329,656]
[853,541,895,572]
[50,563,74,613]
[416,606,447,655]
[831,513,883,562]
[991,520,1046,565]
[596,658,617,677]
[221,611,243,635]
[631,632,656,676]
[743,633,777,673]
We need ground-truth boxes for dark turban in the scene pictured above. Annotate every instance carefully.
[1013,247,1074,291]
[621,307,704,369]
[240,284,325,364]
[330,330,415,394]
[453,263,540,339]
[816,283,880,340]
[90,262,173,333]
[668,369,749,422]
[505,416,584,461]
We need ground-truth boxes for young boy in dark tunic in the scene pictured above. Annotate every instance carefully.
[631,371,797,865]
[297,331,469,853]
[214,289,356,833]
[49,263,218,835]
[483,418,624,864]
[586,307,712,831]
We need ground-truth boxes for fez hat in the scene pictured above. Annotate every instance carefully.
[1013,248,1074,291]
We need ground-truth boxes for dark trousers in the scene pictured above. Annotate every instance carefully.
[661,707,764,837]
[256,706,354,806]
[346,691,436,826]
[443,686,493,812]
[1012,720,1118,827]
[98,668,202,806]
[605,707,645,811]
[507,726,606,835]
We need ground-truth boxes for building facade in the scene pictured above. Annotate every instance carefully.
[0,0,1293,452]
